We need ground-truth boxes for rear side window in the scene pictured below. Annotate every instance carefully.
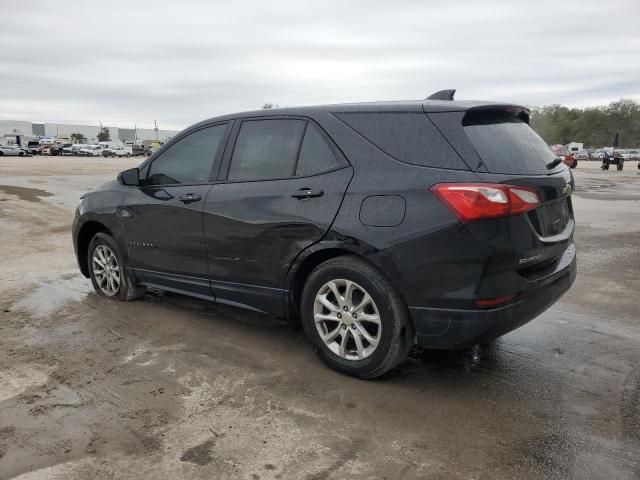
[336,112,469,170]
[295,124,341,176]
[228,119,306,181]
[462,110,561,175]
[147,124,227,185]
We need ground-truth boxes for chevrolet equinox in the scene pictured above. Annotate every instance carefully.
[73,91,577,378]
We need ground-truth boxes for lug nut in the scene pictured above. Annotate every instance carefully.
[337,313,342,319]
[341,324,347,330]
[352,313,357,319]
[343,306,348,312]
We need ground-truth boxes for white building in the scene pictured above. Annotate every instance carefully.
[0,120,179,145]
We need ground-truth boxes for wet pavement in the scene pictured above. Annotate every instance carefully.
[0,157,638,479]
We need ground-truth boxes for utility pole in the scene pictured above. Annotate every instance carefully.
[154,120,159,141]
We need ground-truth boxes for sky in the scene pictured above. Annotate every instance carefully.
[1,0,639,130]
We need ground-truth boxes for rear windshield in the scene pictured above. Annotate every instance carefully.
[463,110,562,175]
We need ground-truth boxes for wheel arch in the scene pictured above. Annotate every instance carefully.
[285,243,378,324]
[76,220,112,277]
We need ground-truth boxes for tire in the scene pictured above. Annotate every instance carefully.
[300,255,414,379]
[19,152,25,157]
[87,232,146,301]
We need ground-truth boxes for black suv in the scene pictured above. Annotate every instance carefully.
[73,93,577,378]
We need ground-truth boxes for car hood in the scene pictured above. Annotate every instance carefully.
[93,179,120,193]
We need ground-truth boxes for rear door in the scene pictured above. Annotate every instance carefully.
[203,117,352,315]
[122,123,230,296]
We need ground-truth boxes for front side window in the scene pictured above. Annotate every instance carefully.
[147,124,227,185]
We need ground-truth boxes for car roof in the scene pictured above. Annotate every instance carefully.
[189,99,528,129]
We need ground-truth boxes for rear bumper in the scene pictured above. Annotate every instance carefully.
[410,245,577,349]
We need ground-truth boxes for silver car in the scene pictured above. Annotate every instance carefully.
[0,145,27,156]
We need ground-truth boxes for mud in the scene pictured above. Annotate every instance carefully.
[0,186,53,203]
[0,157,638,479]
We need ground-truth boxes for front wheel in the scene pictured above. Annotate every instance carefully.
[301,256,414,379]
[87,232,145,301]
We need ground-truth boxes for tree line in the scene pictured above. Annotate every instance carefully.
[530,98,640,148]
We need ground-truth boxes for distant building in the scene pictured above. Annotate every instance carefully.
[0,120,180,145]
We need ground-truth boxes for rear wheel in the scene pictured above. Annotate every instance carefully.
[87,232,145,301]
[301,256,414,378]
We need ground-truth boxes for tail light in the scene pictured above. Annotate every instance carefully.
[431,183,541,222]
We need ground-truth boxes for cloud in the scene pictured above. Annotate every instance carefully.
[1,0,638,130]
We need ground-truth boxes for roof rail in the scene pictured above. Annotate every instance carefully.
[425,89,456,101]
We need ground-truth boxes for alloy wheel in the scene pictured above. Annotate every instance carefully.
[313,279,382,360]
[92,244,121,296]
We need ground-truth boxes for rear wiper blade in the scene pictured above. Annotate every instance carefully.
[546,157,563,170]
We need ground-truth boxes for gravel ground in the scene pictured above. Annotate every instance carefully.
[0,157,638,479]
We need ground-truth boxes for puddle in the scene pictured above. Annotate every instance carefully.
[0,185,53,203]
[11,275,92,318]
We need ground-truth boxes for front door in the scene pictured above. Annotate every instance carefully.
[122,123,230,296]
[203,118,352,315]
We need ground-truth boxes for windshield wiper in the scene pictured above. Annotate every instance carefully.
[546,157,563,170]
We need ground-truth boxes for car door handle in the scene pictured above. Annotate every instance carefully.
[179,193,202,204]
[291,188,324,199]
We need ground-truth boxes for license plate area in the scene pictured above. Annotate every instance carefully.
[528,198,570,237]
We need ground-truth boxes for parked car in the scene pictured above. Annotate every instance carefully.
[130,144,146,156]
[78,145,106,157]
[103,145,133,157]
[73,144,87,155]
[551,145,577,169]
[47,143,72,156]
[33,145,49,155]
[61,144,77,155]
[562,154,578,169]
[623,150,639,160]
[0,145,27,156]
[73,94,577,378]
[143,146,160,156]
[26,141,41,155]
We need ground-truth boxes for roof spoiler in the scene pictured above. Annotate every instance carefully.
[425,89,456,101]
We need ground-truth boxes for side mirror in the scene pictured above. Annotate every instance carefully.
[117,167,140,186]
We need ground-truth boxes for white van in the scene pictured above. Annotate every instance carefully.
[78,144,106,157]
[103,145,133,157]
